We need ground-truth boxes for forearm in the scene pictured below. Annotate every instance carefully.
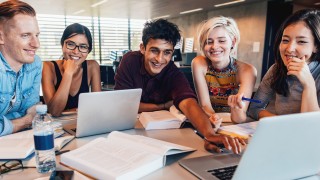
[230,108,247,123]
[301,82,319,112]
[258,110,276,119]
[11,114,33,133]
[179,98,215,137]
[48,73,73,116]
[139,102,165,113]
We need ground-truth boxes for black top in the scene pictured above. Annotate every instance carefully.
[52,61,89,110]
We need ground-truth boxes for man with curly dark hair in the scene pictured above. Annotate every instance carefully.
[115,19,245,154]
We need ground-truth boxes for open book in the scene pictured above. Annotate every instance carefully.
[60,131,195,179]
[217,121,259,139]
[0,129,74,159]
[139,105,187,130]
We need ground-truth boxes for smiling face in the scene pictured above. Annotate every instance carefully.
[280,21,317,66]
[0,14,40,69]
[62,34,89,63]
[140,38,174,76]
[203,26,235,68]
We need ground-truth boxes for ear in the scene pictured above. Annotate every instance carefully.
[313,46,318,54]
[140,43,145,54]
[0,29,4,45]
[231,38,236,50]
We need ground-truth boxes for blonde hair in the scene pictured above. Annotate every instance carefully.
[198,16,240,57]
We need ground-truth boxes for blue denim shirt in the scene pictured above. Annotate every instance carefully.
[0,52,42,136]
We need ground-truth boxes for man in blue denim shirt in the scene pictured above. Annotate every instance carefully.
[0,1,41,136]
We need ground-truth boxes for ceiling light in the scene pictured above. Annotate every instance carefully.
[91,0,108,8]
[73,9,85,15]
[153,15,170,19]
[214,0,245,7]
[315,2,320,5]
[180,8,203,15]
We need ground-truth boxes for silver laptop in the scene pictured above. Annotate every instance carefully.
[179,111,320,180]
[64,89,142,138]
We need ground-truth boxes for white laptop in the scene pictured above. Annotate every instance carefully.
[179,111,320,180]
[64,89,142,138]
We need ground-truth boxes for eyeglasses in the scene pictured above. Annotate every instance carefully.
[65,41,89,53]
[0,160,25,175]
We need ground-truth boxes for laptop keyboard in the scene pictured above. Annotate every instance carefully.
[208,165,238,180]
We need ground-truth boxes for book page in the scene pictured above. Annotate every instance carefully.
[0,130,34,159]
[61,137,163,179]
[108,131,195,156]
[54,135,75,151]
[169,105,186,121]
[218,121,259,139]
[139,110,183,130]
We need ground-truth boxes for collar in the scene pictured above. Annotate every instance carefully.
[0,52,32,73]
[308,61,320,73]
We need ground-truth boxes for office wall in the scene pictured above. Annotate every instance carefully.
[169,1,268,88]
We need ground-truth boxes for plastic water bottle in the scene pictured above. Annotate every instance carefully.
[33,105,56,173]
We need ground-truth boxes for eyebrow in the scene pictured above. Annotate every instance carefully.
[282,35,309,39]
[66,40,88,46]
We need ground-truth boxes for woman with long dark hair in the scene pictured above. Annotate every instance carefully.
[249,9,320,120]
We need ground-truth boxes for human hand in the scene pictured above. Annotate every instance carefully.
[204,134,246,154]
[26,104,38,117]
[209,114,222,131]
[63,59,80,76]
[287,56,314,87]
[228,93,245,110]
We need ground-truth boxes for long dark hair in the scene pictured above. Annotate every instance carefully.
[271,9,320,96]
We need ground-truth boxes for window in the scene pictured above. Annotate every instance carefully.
[37,14,145,64]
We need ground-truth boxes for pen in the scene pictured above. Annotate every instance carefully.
[242,97,262,103]
[55,150,70,156]
[194,130,224,152]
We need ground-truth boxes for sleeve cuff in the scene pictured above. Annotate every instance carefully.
[0,116,14,136]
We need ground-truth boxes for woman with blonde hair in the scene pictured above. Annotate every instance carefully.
[192,16,257,124]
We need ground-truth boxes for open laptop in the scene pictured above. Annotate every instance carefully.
[179,111,320,180]
[63,89,142,138]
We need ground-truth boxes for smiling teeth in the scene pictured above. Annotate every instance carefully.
[210,51,222,55]
[71,56,80,60]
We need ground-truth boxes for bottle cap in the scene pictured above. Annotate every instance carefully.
[36,105,47,114]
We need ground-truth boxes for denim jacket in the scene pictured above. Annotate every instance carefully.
[0,52,42,136]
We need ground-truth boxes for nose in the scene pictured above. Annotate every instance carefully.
[286,41,296,52]
[72,46,80,53]
[155,51,164,62]
[30,35,40,49]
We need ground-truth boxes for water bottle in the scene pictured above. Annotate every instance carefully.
[33,105,56,173]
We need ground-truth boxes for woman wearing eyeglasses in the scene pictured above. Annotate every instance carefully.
[42,23,101,116]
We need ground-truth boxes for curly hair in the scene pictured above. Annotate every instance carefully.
[271,9,320,96]
[142,19,181,48]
